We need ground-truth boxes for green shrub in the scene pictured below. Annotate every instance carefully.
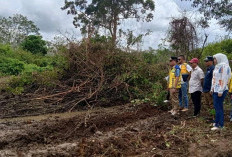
[0,57,25,75]
[117,52,168,104]
[0,43,68,94]
[21,35,48,55]
[77,43,169,104]
[0,44,68,70]
[0,44,13,54]
[33,69,60,86]
[7,74,34,94]
[24,64,43,73]
[6,68,60,94]
[202,39,232,60]
[151,82,167,105]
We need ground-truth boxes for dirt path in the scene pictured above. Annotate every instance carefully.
[0,103,231,156]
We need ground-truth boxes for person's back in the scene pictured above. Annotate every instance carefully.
[180,62,191,81]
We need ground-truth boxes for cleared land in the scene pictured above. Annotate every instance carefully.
[0,100,231,156]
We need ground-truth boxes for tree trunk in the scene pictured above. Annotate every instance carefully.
[112,13,118,46]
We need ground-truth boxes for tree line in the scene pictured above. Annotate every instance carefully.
[0,14,47,55]
[0,0,230,55]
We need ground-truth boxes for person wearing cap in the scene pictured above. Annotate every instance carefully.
[189,58,204,117]
[178,55,192,112]
[203,56,215,108]
[210,53,231,131]
[168,57,181,115]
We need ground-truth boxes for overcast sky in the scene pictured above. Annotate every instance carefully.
[0,0,230,49]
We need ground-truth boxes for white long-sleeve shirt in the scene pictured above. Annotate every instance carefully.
[211,64,231,94]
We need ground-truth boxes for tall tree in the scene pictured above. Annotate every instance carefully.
[0,14,40,46]
[168,16,198,58]
[62,0,155,45]
[182,0,232,31]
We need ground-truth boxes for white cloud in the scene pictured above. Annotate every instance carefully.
[0,0,81,41]
[173,0,193,11]
[119,0,182,49]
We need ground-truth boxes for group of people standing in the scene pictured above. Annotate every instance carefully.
[166,53,232,131]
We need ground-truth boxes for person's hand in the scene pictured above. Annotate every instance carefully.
[210,91,213,95]
[218,93,223,97]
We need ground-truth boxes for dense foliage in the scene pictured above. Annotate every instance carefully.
[201,39,232,60]
[21,35,48,55]
[62,0,155,44]
[0,44,67,94]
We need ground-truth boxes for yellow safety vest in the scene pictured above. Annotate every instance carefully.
[168,66,181,89]
[229,76,232,93]
[180,63,190,75]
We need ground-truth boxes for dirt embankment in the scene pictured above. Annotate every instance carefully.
[0,103,231,156]
[0,92,91,119]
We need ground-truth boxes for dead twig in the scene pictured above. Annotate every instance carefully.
[33,79,90,101]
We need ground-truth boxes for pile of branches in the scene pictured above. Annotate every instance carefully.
[34,42,131,111]
[33,41,167,111]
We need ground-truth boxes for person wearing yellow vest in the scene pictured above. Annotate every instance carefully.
[168,57,181,115]
[229,71,232,122]
[178,55,192,111]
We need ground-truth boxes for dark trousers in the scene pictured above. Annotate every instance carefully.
[191,91,202,116]
[166,91,170,100]
[213,91,228,127]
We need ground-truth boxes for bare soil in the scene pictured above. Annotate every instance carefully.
[0,102,232,157]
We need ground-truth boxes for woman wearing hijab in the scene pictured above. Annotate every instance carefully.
[211,53,231,131]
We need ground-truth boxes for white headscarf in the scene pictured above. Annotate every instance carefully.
[213,53,229,68]
[213,53,231,88]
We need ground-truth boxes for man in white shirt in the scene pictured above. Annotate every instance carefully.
[189,58,205,117]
